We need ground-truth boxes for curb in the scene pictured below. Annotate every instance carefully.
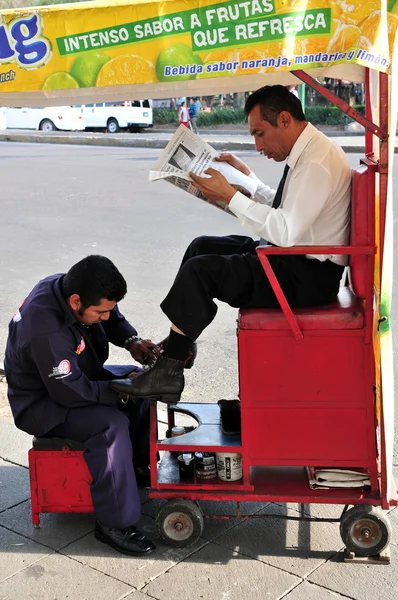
[0,132,396,154]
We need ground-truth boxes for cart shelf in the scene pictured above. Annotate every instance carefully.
[151,464,380,504]
[157,402,241,452]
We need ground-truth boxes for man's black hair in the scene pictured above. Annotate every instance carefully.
[245,85,306,126]
[63,255,127,308]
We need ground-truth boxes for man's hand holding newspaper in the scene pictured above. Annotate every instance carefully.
[149,125,259,215]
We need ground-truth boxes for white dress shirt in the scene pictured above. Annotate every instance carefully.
[229,123,351,265]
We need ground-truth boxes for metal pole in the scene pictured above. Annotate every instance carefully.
[299,83,306,113]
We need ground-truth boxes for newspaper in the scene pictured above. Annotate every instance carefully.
[149,124,258,215]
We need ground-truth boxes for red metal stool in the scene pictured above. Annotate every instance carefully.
[28,436,94,527]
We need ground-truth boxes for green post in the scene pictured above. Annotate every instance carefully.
[299,83,306,113]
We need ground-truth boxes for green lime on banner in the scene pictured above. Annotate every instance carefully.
[156,43,202,82]
[42,72,80,90]
[70,51,110,88]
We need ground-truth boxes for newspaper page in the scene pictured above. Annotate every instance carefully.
[149,124,258,215]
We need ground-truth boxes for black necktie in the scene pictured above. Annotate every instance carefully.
[259,164,290,245]
[272,164,290,209]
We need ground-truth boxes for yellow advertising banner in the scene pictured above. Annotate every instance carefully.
[0,0,397,103]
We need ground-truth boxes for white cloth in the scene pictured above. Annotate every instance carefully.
[308,468,371,489]
[229,123,352,266]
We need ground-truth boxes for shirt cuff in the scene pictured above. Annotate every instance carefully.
[229,191,254,216]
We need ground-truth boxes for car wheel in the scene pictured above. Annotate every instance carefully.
[107,118,120,134]
[39,119,57,132]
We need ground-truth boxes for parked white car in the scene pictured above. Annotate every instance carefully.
[4,106,85,131]
[74,100,153,133]
[0,109,6,130]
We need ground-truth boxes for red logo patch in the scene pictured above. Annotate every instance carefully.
[75,337,86,355]
[58,360,71,375]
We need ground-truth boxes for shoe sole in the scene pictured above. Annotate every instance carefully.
[94,531,155,556]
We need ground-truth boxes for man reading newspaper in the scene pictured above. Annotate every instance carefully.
[111,85,351,404]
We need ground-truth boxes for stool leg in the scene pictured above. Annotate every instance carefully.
[32,512,40,528]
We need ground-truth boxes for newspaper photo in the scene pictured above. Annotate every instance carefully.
[149,124,259,215]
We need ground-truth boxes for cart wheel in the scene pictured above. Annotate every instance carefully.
[156,499,204,547]
[340,505,391,557]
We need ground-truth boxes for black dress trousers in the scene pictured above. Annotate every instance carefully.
[160,235,344,341]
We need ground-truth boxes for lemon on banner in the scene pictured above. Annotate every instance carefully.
[42,72,80,90]
[96,55,156,86]
[71,51,110,88]
[156,43,202,81]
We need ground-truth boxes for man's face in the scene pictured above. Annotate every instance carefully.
[248,104,290,162]
[69,295,116,325]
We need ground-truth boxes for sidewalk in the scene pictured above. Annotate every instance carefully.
[1,128,397,153]
[0,382,397,600]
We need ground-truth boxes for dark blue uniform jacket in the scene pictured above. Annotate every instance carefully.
[5,274,136,436]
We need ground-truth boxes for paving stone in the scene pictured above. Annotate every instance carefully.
[388,507,398,546]
[212,502,343,578]
[143,498,269,541]
[308,543,398,600]
[0,552,132,600]
[0,524,51,583]
[283,580,352,599]
[0,420,31,467]
[60,514,208,589]
[144,541,300,600]
[0,500,95,550]
[284,502,345,520]
[0,458,30,512]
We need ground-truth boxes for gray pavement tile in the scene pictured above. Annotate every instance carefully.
[0,552,132,600]
[0,500,95,550]
[0,458,30,512]
[283,580,353,599]
[0,420,31,467]
[212,502,343,578]
[388,507,398,546]
[144,541,300,600]
[60,514,208,589]
[284,502,345,520]
[0,524,51,583]
[308,543,398,600]
[142,499,269,541]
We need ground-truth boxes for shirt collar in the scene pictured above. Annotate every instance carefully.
[53,275,79,327]
[287,122,318,171]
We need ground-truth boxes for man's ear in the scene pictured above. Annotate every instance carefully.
[68,294,82,311]
[279,111,292,128]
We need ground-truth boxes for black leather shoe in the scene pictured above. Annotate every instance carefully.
[95,521,155,555]
[143,338,197,369]
[110,354,184,404]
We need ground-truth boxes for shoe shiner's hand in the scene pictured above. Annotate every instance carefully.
[189,168,236,205]
[128,339,159,364]
[215,153,251,176]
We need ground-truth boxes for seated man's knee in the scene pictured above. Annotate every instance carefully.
[185,236,213,258]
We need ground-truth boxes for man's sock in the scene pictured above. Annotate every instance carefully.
[163,328,193,362]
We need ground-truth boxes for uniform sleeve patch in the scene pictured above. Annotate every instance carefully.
[48,359,72,379]
[75,337,86,355]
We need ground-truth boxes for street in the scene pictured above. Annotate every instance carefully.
[0,142,397,600]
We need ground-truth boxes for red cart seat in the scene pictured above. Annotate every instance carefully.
[239,287,364,331]
[239,164,370,332]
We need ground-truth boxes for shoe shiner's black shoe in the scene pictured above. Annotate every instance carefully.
[143,338,197,369]
[110,354,184,405]
[218,399,241,435]
[95,521,155,556]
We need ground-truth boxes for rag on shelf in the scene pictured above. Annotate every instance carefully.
[307,468,371,489]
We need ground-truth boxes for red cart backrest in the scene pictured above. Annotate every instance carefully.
[350,164,373,300]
